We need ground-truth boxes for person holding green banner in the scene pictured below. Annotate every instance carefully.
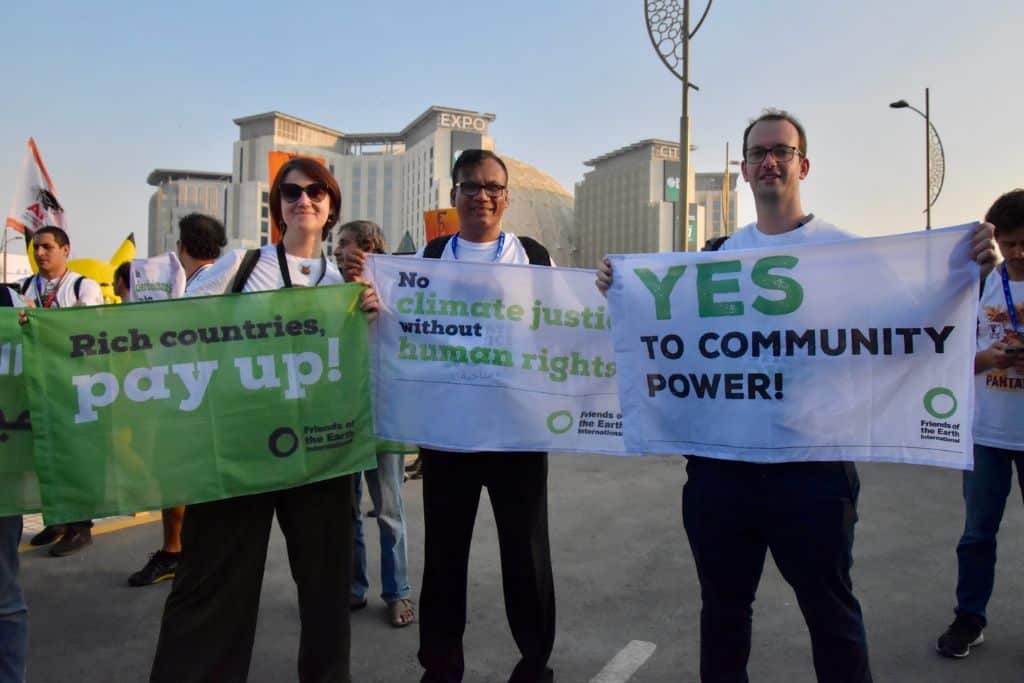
[150,156,365,683]
[21,226,103,557]
[0,286,28,683]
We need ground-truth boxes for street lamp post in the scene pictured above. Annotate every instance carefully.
[645,0,714,250]
[889,88,945,230]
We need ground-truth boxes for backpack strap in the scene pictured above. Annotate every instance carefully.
[228,249,262,293]
[422,235,454,260]
[73,275,85,300]
[0,286,12,308]
[19,277,33,295]
[518,236,551,267]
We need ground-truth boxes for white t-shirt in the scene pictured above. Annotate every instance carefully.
[187,244,342,296]
[974,267,1024,449]
[416,232,554,266]
[19,271,104,308]
[722,216,853,251]
[3,287,26,308]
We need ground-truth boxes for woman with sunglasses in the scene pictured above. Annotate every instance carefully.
[151,156,366,683]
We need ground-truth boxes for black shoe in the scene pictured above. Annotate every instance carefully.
[49,527,92,557]
[128,550,180,586]
[936,613,985,658]
[30,525,66,546]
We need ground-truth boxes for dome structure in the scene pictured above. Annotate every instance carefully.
[502,156,576,266]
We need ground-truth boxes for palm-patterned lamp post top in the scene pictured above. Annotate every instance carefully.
[890,88,946,230]
[644,0,713,250]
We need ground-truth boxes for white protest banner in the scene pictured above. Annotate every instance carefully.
[130,251,186,301]
[608,225,979,469]
[368,255,626,454]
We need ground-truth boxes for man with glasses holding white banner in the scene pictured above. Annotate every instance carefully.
[597,109,996,683]
[345,149,556,683]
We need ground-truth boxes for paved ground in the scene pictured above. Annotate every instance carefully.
[19,455,1024,682]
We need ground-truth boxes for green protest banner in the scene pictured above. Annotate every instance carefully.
[0,310,41,516]
[22,285,376,524]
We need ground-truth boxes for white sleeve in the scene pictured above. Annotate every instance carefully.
[76,279,106,306]
[184,249,246,297]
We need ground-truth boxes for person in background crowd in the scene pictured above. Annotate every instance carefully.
[333,219,415,628]
[127,213,227,588]
[936,189,1024,659]
[113,261,131,301]
[21,226,104,557]
[151,158,375,683]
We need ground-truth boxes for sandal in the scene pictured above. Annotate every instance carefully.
[388,598,415,628]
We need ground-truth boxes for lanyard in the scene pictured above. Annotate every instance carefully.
[276,241,326,288]
[451,232,505,261]
[1001,263,1019,333]
[35,272,67,309]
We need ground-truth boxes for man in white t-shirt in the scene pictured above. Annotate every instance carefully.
[936,189,1024,659]
[345,150,556,683]
[19,226,104,557]
[597,109,996,683]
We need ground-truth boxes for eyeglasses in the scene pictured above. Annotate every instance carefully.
[744,145,801,165]
[455,181,507,198]
[280,182,329,203]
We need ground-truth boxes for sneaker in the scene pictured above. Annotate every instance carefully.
[128,551,180,587]
[30,525,66,546]
[49,527,92,557]
[936,614,985,658]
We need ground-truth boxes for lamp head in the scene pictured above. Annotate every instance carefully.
[889,100,910,109]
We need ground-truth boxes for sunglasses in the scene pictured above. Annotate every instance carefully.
[280,182,329,203]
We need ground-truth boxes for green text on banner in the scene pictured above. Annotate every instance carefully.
[607,225,978,469]
[22,285,376,523]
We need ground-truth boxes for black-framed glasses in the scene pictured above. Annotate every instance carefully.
[455,181,507,198]
[280,182,329,202]
[744,145,801,164]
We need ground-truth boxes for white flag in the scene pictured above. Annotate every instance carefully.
[5,138,67,236]
[129,252,186,301]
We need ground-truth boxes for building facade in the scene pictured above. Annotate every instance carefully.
[148,108,576,262]
[695,172,739,240]
[147,170,231,256]
[574,139,699,267]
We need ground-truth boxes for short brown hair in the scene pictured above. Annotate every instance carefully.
[743,108,808,157]
[269,157,341,241]
[985,189,1024,238]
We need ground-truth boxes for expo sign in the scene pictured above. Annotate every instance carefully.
[439,112,488,132]
[654,144,679,160]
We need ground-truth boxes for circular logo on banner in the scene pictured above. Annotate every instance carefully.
[923,387,958,420]
[546,410,573,435]
[268,427,300,458]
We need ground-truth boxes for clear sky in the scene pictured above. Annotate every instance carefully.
[2,0,1021,261]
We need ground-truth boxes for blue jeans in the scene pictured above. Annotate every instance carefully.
[0,516,26,683]
[955,443,1024,625]
[353,453,411,603]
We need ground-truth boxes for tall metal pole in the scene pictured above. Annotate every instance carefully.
[2,229,7,283]
[678,0,691,251]
[924,87,931,230]
[722,141,730,236]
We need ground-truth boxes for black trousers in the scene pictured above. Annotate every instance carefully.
[418,449,555,683]
[682,457,871,683]
[150,475,354,683]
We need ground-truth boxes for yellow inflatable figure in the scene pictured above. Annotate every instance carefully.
[27,233,136,304]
